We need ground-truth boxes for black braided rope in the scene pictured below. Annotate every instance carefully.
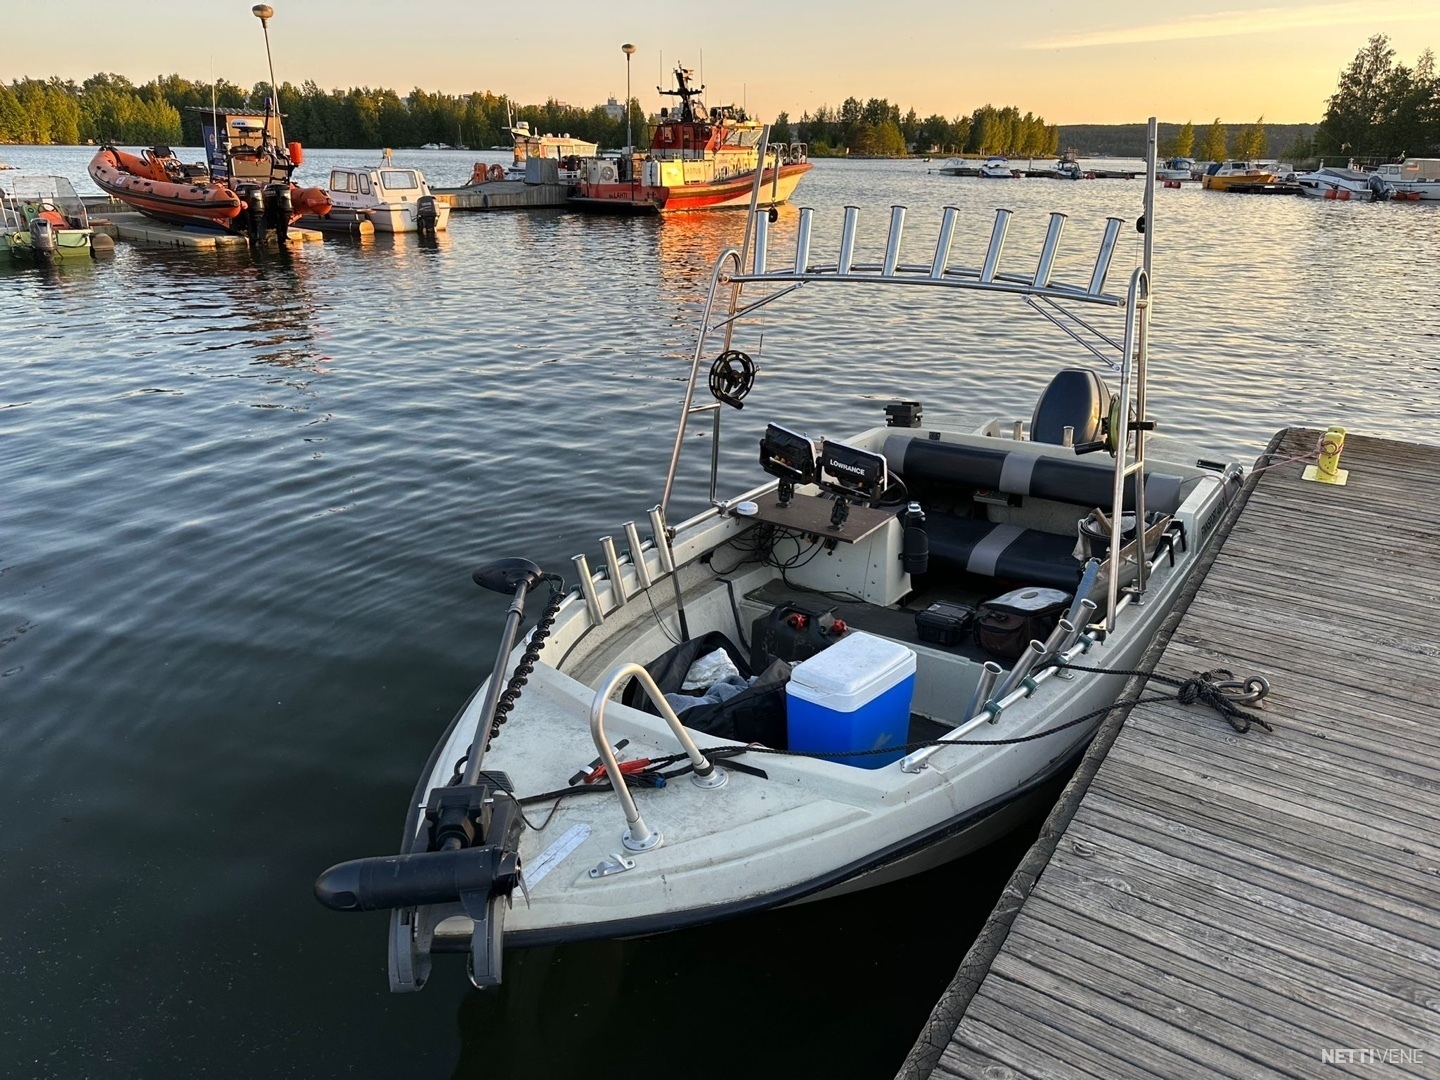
[486,576,567,748]
[1051,662,1274,734]
[449,576,567,783]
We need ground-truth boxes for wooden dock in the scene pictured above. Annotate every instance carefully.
[900,428,1440,1080]
[93,212,322,250]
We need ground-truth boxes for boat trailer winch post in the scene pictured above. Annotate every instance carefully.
[589,663,728,853]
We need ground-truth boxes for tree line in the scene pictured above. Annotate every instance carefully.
[773,99,1058,157]
[1304,35,1439,162]
[0,73,645,150]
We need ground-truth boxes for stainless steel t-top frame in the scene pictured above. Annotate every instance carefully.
[660,119,1159,632]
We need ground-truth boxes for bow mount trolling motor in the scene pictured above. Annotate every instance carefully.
[314,558,548,989]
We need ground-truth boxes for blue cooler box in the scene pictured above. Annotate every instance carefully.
[786,631,917,768]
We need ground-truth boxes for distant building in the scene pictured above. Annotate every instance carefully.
[603,96,624,121]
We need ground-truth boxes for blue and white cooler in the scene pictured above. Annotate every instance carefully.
[786,631,917,768]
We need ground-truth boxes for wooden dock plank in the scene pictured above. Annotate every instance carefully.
[900,429,1440,1080]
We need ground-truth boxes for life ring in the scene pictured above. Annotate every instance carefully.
[599,164,617,183]
[487,163,505,182]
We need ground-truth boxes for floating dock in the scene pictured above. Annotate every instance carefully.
[92,212,322,250]
[432,180,571,211]
[901,428,1440,1080]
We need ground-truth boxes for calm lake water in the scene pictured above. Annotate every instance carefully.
[2,144,1438,1079]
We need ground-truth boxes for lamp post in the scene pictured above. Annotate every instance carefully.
[252,5,281,143]
[622,43,636,153]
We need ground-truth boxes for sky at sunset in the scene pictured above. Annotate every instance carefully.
[14,1,1440,124]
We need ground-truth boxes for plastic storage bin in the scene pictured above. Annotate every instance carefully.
[786,631,917,768]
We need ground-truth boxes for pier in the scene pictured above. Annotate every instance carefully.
[901,428,1440,1080]
[432,180,571,211]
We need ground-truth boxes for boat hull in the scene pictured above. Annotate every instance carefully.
[1201,172,1275,190]
[369,202,450,233]
[6,228,93,260]
[571,161,811,213]
[88,147,243,229]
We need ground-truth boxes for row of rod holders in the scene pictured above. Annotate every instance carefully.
[572,506,675,627]
[749,204,1126,298]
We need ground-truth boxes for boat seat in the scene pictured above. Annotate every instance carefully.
[924,514,1083,591]
[883,435,1188,514]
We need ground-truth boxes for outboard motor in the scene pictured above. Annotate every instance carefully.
[28,218,57,259]
[416,194,440,233]
[242,186,266,244]
[1367,172,1393,202]
[1031,368,1113,447]
[265,183,293,244]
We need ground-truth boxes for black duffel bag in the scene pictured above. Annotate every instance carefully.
[974,587,1072,660]
[621,631,791,748]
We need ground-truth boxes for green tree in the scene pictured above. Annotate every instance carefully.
[771,110,791,143]
[1230,116,1267,159]
[1174,120,1195,157]
[1199,117,1228,161]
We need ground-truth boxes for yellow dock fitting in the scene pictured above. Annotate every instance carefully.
[1302,426,1349,485]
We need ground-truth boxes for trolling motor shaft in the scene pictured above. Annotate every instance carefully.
[314,557,546,987]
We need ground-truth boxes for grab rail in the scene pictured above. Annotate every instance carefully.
[589,664,728,852]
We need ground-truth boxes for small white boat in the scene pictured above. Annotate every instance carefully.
[315,122,1253,993]
[978,156,1015,178]
[1372,158,1440,201]
[935,157,973,176]
[1294,165,1391,201]
[1155,157,1196,181]
[325,165,450,232]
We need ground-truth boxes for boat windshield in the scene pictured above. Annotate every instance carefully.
[2,175,88,227]
[723,128,763,148]
[380,170,420,191]
[330,170,360,192]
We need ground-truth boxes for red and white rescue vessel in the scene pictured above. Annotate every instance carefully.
[571,65,811,214]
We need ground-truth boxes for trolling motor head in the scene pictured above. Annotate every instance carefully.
[472,557,544,594]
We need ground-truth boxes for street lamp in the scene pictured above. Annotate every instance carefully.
[252,5,281,142]
[622,43,636,153]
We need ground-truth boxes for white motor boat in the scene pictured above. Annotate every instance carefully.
[1372,158,1440,201]
[1294,165,1392,202]
[315,121,1250,992]
[1155,156,1196,181]
[979,156,1015,178]
[325,165,450,232]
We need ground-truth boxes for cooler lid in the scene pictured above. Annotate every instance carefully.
[788,631,916,700]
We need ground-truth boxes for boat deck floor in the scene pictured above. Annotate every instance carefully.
[900,428,1440,1080]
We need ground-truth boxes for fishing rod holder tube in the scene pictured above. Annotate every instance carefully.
[793,207,813,273]
[599,536,627,610]
[752,210,769,275]
[963,661,1004,724]
[838,205,859,273]
[572,554,605,625]
[930,206,958,279]
[1034,212,1067,288]
[882,205,906,277]
[590,664,727,853]
[980,208,1011,283]
[995,639,1048,701]
[623,521,652,590]
[1088,216,1124,296]
[1037,618,1076,666]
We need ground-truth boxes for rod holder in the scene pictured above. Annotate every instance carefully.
[980,208,1012,284]
[1062,424,1075,448]
[648,505,675,574]
[1012,420,1024,441]
[599,536,627,610]
[623,521,652,590]
[964,661,1004,722]
[838,205,859,274]
[930,206,958,279]
[1034,211,1066,287]
[882,205,906,276]
[573,554,605,625]
[753,210,769,275]
[793,207,813,274]
[1088,216,1123,295]
[996,640,1047,700]
[1038,618,1075,666]
[1059,598,1099,655]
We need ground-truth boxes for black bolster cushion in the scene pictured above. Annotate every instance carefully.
[891,437,1186,514]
